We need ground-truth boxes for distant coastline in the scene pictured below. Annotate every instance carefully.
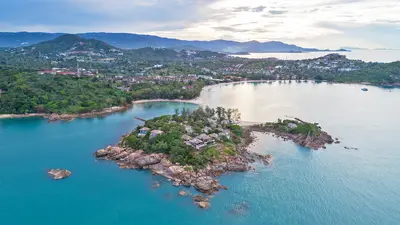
[0,81,397,121]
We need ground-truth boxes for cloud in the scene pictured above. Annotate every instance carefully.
[0,0,399,48]
[268,10,288,15]
[232,5,266,12]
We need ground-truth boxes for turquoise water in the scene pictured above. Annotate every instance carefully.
[1,83,400,225]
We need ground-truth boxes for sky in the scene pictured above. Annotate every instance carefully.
[0,0,399,49]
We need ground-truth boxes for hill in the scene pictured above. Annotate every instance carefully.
[0,32,338,53]
[19,34,115,55]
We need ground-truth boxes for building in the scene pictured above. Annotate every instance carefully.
[187,138,207,150]
[150,130,164,138]
[138,127,150,137]
[197,134,213,143]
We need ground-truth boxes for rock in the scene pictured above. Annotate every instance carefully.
[179,190,186,196]
[135,154,164,167]
[173,181,181,187]
[334,141,341,144]
[161,158,173,167]
[124,150,145,163]
[197,202,210,209]
[194,176,223,194]
[226,161,248,172]
[193,195,209,202]
[48,169,71,180]
[167,166,185,176]
[152,182,160,188]
[59,114,74,121]
[182,182,191,187]
[110,151,129,160]
[48,113,61,122]
[94,149,108,158]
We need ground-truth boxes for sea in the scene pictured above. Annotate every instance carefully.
[1,82,400,225]
[231,50,400,63]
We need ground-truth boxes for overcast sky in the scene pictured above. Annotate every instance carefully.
[1,0,399,48]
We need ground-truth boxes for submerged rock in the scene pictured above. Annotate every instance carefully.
[193,195,209,202]
[179,190,187,196]
[152,182,160,188]
[48,169,71,180]
[197,202,211,209]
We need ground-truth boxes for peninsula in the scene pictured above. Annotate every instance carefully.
[94,107,335,208]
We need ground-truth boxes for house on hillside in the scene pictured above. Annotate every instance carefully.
[197,134,212,143]
[150,130,164,138]
[138,127,150,137]
[187,138,207,150]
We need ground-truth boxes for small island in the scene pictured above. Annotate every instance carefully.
[249,118,334,150]
[94,108,335,207]
[95,107,260,197]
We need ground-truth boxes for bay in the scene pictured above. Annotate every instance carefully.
[1,82,400,225]
[232,50,400,63]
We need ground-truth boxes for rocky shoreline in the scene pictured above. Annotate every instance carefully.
[248,122,335,150]
[94,132,271,200]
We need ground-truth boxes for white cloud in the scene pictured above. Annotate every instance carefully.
[1,0,400,48]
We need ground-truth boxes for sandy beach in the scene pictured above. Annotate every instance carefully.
[132,98,201,105]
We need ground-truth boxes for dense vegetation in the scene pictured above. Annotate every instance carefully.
[266,119,321,136]
[334,61,400,85]
[130,81,205,100]
[0,70,132,114]
[122,107,245,170]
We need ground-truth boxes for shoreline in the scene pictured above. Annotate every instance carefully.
[132,98,202,105]
[1,80,395,121]
[0,99,202,121]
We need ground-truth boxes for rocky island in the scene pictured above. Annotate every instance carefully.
[48,169,72,180]
[94,108,333,208]
[249,118,335,150]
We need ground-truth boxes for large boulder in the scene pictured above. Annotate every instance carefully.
[194,176,222,194]
[167,166,185,176]
[48,169,71,180]
[48,113,61,122]
[135,154,164,167]
[124,150,145,163]
[94,149,108,158]
[197,202,211,209]
[193,195,209,202]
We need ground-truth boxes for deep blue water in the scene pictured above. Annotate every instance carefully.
[1,82,400,225]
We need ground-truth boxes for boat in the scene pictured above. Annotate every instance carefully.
[361,88,368,92]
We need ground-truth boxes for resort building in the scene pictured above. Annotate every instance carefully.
[150,130,164,138]
[187,138,207,150]
[138,127,150,137]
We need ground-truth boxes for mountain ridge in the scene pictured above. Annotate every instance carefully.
[0,32,346,53]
